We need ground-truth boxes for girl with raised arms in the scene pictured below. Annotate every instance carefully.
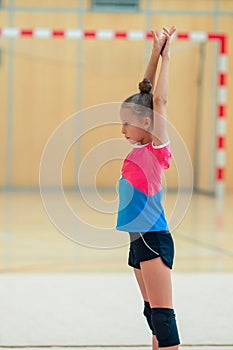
[116,26,180,349]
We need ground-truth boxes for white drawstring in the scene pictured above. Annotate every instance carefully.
[139,233,159,256]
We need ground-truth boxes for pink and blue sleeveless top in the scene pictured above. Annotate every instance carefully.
[116,141,171,232]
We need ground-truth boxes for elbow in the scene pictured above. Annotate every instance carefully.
[153,95,168,108]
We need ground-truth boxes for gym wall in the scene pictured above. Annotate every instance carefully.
[0,0,232,191]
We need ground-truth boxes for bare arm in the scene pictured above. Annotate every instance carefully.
[143,31,161,91]
[153,27,176,146]
[153,56,170,117]
[144,27,176,93]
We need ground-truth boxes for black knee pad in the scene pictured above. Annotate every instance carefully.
[151,308,180,347]
[143,301,154,333]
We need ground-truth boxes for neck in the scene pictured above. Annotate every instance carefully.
[140,133,152,145]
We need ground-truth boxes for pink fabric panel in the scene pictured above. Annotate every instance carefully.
[121,143,171,197]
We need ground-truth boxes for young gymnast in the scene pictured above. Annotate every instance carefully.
[116,26,180,349]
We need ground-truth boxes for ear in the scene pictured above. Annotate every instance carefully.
[144,116,152,130]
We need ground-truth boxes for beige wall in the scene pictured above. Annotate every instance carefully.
[0,10,9,187]
[0,0,232,191]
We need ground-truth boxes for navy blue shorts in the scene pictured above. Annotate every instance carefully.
[128,231,174,270]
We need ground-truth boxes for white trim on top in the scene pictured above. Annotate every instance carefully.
[133,140,170,149]
[133,142,150,148]
[152,140,170,149]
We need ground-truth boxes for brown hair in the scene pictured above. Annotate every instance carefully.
[121,78,153,119]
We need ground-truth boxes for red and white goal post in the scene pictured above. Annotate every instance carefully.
[0,28,227,197]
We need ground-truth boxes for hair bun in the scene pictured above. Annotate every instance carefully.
[138,78,152,93]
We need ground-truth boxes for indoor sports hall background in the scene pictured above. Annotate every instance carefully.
[0,1,233,348]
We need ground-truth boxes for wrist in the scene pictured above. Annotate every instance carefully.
[162,55,170,62]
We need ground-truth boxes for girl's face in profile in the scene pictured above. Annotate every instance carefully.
[120,108,152,145]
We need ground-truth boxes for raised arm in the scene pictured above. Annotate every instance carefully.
[153,26,176,146]
[144,27,176,93]
[143,31,162,92]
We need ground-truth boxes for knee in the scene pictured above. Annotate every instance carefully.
[151,307,180,347]
[143,301,154,333]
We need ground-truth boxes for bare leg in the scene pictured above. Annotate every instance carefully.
[140,258,179,349]
[134,268,159,350]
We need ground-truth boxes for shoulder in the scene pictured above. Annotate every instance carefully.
[147,141,172,169]
[148,140,171,152]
